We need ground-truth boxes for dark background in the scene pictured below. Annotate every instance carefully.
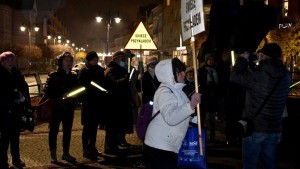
[37,0,164,48]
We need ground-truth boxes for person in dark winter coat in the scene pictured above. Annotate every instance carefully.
[124,49,140,125]
[104,51,133,155]
[44,52,79,164]
[0,51,30,169]
[137,56,160,105]
[230,43,290,169]
[78,51,106,160]
[198,53,225,142]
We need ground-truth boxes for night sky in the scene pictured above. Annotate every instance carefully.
[37,0,163,49]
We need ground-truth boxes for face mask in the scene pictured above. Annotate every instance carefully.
[119,61,126,68]
[187,78,194,82]
[148,68,155,78]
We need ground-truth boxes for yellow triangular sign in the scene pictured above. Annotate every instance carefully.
[125,21,157,50]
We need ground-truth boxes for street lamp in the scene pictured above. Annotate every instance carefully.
[47,35,57,45]
[20,24,39,57]
[96,11,121,55]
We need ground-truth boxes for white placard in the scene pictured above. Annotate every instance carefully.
[181,0,205,41]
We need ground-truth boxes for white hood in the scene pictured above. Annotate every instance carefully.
[155,59,176,86]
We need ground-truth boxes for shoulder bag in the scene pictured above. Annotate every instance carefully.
[36,95,53,123]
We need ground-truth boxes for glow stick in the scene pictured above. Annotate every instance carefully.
[129,68,134,81]
[290,81,300,88]
[63,87,86,99]
[231,50,235,66]
[91,81,108,93]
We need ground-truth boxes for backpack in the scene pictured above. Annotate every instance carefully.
[136,102,157,140]
[136,86,172,140]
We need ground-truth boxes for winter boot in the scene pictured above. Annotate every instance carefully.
[62,152,76,163]
[50,149,57,163]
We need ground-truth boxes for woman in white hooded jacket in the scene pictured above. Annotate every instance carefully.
[144,58,200,169]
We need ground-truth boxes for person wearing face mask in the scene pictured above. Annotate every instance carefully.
[119,60,127,68]
[44,52,79,163]
[103,51,133,155]
[137,56,160,105]
[78,51,106,160]
[198,52,226,143]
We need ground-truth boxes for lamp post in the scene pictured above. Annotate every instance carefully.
[20,24,39,58]
[96,11,121,55]
[47,35,58,45]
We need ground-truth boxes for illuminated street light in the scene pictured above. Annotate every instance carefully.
[20,24,39,58]
[96,11,121,55]
[47,35,54,45]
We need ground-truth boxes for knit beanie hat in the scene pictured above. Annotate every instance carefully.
[204,53,215,62]
[260,43,282,59]
[112,51,126,60]
[146,57,158,66]
[185,67,194,73]
[0,51,15,62]
[86,51,98,61]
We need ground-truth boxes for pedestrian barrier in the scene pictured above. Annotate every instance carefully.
[24,72,49,105]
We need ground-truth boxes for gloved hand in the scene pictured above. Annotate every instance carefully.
[190,92,200,109]
[190,116,198,124]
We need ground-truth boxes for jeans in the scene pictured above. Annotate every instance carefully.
[242,132,281,169]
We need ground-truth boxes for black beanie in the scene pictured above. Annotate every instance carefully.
[260,43,282,59]
[86,51,98,61]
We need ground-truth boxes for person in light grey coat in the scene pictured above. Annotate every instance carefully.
[144,58,201,169]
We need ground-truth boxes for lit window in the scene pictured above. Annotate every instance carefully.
[283,0,288,17]
[167,0,170,6]
[264,0,268,5]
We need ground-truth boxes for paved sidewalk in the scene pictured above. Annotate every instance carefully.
[12,110,299,169]
[16,110,145,169]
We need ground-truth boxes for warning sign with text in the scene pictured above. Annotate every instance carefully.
[125,21,157,50]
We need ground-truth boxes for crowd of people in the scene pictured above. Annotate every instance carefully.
[0,42,290,169]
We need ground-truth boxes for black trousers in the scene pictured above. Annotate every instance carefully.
[48,108,74,152]
[105,124,121,148]
[0,117,21,168]
[144,144,178,169]
[82,120,98,152]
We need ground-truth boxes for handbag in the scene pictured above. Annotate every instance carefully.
[237,79,280,137]
[178,125,207,169]
[19,102,35,132]
[36,95,53,123]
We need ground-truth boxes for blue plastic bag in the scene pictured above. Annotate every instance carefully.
[178,125,207,169]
